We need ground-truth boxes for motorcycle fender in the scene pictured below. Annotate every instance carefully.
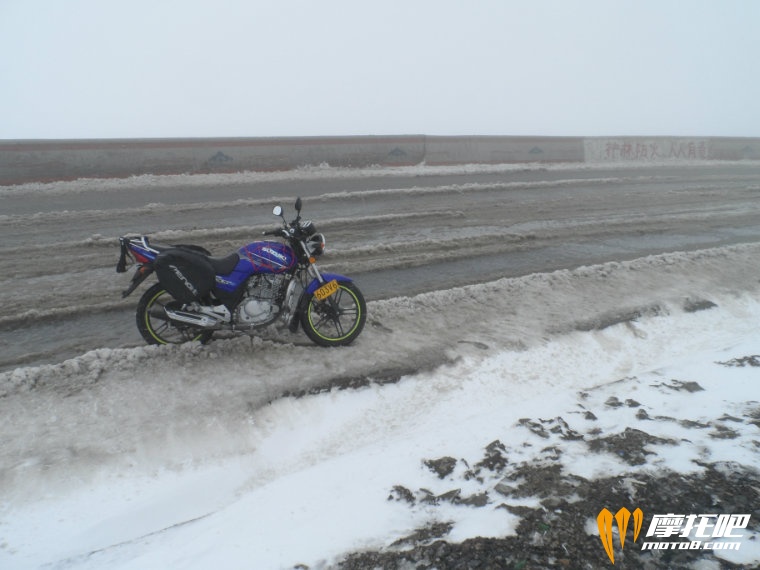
[305,273,353,295]
[289,273,353,333]
[122,264,155,298]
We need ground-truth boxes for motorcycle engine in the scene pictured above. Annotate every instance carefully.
[235,274,285,327]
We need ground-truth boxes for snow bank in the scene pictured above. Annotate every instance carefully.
[2,244,760,568]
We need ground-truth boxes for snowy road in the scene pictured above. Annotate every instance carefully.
[2,161,760,568]
[2,161,760,371]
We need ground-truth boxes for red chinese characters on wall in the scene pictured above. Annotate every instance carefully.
[604,140,709,161]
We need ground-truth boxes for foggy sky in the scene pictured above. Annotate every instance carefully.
[1,0,759,139]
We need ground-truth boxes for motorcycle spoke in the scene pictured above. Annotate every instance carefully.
[148,304,169,321]
[313,313,340,336]
[308,289,361,340]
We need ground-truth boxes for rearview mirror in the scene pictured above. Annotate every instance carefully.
[295,197,302,213]
[273,205,283,217]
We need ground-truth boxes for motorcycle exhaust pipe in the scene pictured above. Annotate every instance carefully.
[164,307,221,329]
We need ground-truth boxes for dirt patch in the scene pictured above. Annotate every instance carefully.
[424,456,458,479]
[338,460,760,570]
[718,355,760,368]
[586,427,677,466]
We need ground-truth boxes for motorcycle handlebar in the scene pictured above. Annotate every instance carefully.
[263,224,308,239]
[264,226,304,237]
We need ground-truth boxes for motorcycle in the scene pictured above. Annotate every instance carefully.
[116,198,366,347]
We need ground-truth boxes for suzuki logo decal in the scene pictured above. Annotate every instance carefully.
[262,247,287,263]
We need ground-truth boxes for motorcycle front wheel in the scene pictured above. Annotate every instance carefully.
[136,283,213,345]
[301,281,367,347]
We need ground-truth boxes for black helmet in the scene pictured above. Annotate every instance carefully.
[306,233,326,257]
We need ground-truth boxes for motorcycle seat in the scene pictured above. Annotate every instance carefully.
[207,252,240,275]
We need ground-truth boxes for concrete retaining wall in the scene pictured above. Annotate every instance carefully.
[0,136,426,185]
[424,136,584,165]
[707,137,760,161]
[1,135,758,185]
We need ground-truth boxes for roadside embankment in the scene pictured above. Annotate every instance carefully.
[2,135,758,185]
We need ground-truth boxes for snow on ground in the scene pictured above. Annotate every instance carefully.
[2,244,760,569]
[0,161,578,197]
[4,159,760,196]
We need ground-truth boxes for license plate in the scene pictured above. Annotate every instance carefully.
[314,279,339,301]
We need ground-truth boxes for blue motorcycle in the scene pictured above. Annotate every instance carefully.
[116,198,366,347]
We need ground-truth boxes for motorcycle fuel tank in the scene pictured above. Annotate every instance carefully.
[216,241,298,292]
[239,241,297,273]
[214,241,297,293]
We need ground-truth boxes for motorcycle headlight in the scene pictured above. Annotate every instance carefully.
[306,233,326,257]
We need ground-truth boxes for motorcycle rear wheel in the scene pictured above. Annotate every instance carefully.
[301,281,366,347]
[136,283,213,345]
